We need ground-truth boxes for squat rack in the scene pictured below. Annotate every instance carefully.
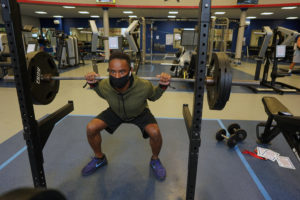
[1,0,74,188]
[1,0,210,199]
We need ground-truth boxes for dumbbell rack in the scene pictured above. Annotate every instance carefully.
[1,0,74,188]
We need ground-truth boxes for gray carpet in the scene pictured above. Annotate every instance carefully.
[0,116,300,200]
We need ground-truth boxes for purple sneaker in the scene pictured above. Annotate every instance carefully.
[81,155,107,176]
[150,158,166,180]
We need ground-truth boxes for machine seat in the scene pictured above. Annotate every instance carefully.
[259,97,300,161]
[262,97,291,116]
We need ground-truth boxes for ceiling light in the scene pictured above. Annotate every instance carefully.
[168,16,176,18]
[123,11,133,14]
[53,15,63,18]
[211,16,216,18]
[215,12,225,15]
[35,11,47,14]
[77,27,84,30]
[286,17,298,19]
[129,15,137,18]
[91,15,100,18]
[281,6,297,9]
[78,11,90,14]
[260,12,273,15]
[63,6,76,9]
[246,16,256,19]
[169,11,178,14]
[183,28,195,30]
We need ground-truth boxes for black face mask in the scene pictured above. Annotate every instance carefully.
[109,72,131,89]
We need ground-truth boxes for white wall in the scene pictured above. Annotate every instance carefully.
[21,15,40,28]
[0,14,40,28]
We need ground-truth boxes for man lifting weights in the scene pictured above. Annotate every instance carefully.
[82,52,171,180]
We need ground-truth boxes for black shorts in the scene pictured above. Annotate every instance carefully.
[95,107,157,139]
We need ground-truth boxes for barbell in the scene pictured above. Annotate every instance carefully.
[1,51,260,109]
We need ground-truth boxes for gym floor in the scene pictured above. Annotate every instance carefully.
[1,55,300,199]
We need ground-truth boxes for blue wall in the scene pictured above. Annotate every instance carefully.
[150,20,197,53]
[232,19,300,55]
[245,19,300,46]
[40,18,128,34]
[40,17,300,55]
[40,17,197,53]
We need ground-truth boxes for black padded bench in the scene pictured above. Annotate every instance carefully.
[257,97,300,162]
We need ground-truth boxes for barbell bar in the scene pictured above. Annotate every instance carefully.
[0,51,261,109]
[2,75,260,87]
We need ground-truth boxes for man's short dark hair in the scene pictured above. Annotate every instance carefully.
[109,52,131,69]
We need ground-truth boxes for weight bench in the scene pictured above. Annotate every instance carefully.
[257,96,300,161]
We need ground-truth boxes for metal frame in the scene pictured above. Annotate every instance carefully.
[56,32,70,69]
[124,19,141,74]
[214,17,229,53]
[182,0,210,199]
[249,27,300,94]
[257,97,300,162]
[1,0,73,188]
[254,26,273,80]
[266,28,300,93]
[2,0,213,198]
[125,20,140,53]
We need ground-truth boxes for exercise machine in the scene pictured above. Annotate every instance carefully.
[248,26,300,94]
[56,31,80,69]
[247,26,275,92]
[89,20,106,73]
[124,19,141,73]
[0,33,11,78]
[161,29,197,78]
[212,17,230,53]
[257,96,300,162]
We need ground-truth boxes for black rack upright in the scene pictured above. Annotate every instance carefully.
[182,0,210,200]
[1,0,74,188]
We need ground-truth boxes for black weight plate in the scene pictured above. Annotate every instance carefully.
[207,53,220,109]
[228,123,240,135]
[207,52,231,110]
[227,135,238,148]
[218,52,231,109]
[236,129,247,141]
[216,129,226,141]
[215,53,228,109]
[27,51,59,105]
[0,188,66,200]
[207,53,222,110]
[221,53,232,105]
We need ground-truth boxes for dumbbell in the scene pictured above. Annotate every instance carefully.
[216,129,239,148]
[227,123,247,142]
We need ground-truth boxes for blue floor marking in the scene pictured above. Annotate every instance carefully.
[217,119,272,200]
[0,115,69,172]
[69,114,220,121]
[69,114,97,117]
[0,146,27,171]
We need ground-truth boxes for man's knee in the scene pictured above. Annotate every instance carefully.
[86,119,106,136]
[146,124,162,140]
